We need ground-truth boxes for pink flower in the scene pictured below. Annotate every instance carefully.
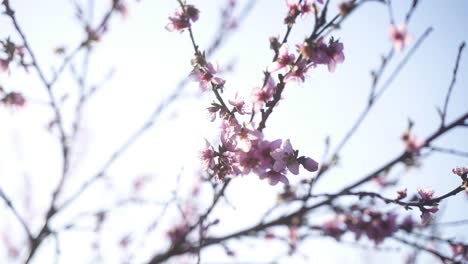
[200,140,216,170]
[420,206,438,225]
[300,157,318,172]
[256,139,282,170]
[399,215,414,233]
[251,76,275,112]
[313,38,345,72]
[191,63,225,91]
[220,118,240,151]
[325,40,345,72]
[206,104,220,122]
[165,5,199,32]
[390,23,412,51]
[402,132,425,154]
[114,2,129,18]
[237,150,261,175]
[1,92,26,107]
[452,167,468,178]
[417,187,434,201]
[286,0,299,11]
[268,44,295,72]
[184,5,200,22]
[298,0,314,18]
[323,217,345,240]
[0,58,9,73]
[166,11,190,32]
[451,243,468,261]
[396,188,407,200]
[284,59,311,82]
[288,225,298,254]
[167,223,190,244]
[259,170,289,185]
[271,139,300,175]
[366,212,398,245]
[235,125,262,152]
[228,93,250,115]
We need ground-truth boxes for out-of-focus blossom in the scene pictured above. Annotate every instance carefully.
[166,4,200,32]
[167,223,190,245]
[399,215,414,233]
[396,188,407,200]
[1,92,26,107]
[259,170,289,185]
[390,23,412,51]
[252,76,275,112]
[190,63,225,91]
[322,217,345,240]
[0,59,9,73]
[268,44,295,72]
[402,131,425,154]
[452,167,468,178]
[420,206,438,225]
[284,59,311,82]
[229,93,250,115]
[300,157,318,172]
[451,243,468,261]
[200,140,216,170]
[417,187,434,201]
[271,139,300,175]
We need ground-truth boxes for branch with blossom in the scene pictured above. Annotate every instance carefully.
[147,1,468,263]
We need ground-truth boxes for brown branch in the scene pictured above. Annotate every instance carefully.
[441,42,466,127]
[146,111,468,263]
[393,236,461,264]
[0,187,33,241]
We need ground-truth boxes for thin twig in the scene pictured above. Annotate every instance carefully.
[441,42,466,127]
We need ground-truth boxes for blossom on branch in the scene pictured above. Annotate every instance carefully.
[190,62,225,91]
[390,23,412,51]
[166,4,200,32]
[417,187,434,201]
[268,44,295,72]
[1,92,26,108]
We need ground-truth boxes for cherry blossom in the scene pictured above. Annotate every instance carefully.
[284,59,311,82]
[271,139,300,175]
[200,140,215,170]
[259,169,289,185]
[251,76,275,112]
[420,206,438,225]
[165,4,199,32]
[268,44,295,72]
[390,23,412,51]
[1,92,26,107]
[190,62,225,91]
[417,187,434,201]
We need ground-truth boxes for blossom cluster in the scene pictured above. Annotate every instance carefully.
[451,242,468,262]
[285,0,323,23]
[200,121,318,185]
[164,2,321,186]
[268,36,345,83]
[0,38,27,73]
[165,3,200,32]
[0,91,26,108]
[452,167,468,179]
[417,187,439,224]
[190,54,225,92]
[401,130,425,154]
[323,210,415,245]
